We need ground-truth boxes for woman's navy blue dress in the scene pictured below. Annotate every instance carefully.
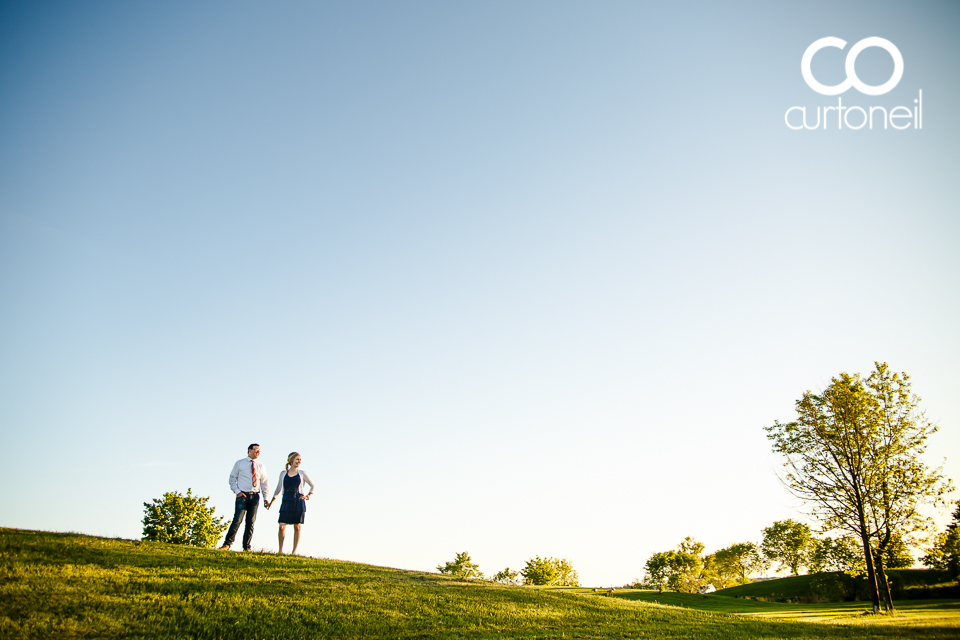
[278,472,306,524]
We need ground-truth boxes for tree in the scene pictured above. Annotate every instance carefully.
[491,567,521,585]
[642,538,708,593]
[761,520,813,576]
[809,536,863,573]
[667,551,704,593]
[670,537,707,593]
[437,551,484,579]
[520,556,579,586]
[861,364,949,611]
[521,556,556,585]
[711,542,767,585]
[766,363,950,614]
[766,372,883,611]
[643,551,674,592]
[552,558,579,587]
[141,489,228,547]
[922,501,960,577]
[874,534,913,569]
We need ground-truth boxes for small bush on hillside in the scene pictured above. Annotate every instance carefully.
[492,567,521,585]
[437,551,484,579]
[521,556,579,586]
[522,556,557,585]
[142,489,228,548]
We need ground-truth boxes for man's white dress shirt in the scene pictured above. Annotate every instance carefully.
[229,457,269,499]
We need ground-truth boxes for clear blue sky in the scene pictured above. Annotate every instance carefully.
[1,0,958,586]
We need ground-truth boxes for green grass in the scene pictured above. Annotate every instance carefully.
[716,574,822,600]
[715,570,960,601]
[593,589,960,627]
[3,528,960,639]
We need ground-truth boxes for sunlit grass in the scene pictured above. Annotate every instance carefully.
[715,569,958,601]
[562,587,960,630]
[2,528,959,639]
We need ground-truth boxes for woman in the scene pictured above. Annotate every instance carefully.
[267,451,316,555]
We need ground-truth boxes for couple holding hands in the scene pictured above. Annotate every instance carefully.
[219,443,316,555]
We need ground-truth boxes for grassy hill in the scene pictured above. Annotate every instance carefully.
[716,570,960,602]
[717,574,826,600]
[2,528,959,639]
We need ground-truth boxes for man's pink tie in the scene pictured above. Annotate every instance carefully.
[251,460,258,488]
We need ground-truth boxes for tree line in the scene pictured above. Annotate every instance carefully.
[640,518,908,593]
[641,508,959,596]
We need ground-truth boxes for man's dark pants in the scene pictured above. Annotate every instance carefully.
[222,493,260,550]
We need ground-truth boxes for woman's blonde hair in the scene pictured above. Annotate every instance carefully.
[285,452,301,472]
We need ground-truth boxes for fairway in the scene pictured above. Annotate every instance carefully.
[591,589,960,628]
[3,529,960,639]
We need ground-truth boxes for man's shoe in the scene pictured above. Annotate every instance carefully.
[219,545,230,551]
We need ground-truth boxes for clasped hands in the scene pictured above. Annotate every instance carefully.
[256,494,312,510]
[237,491,274,510]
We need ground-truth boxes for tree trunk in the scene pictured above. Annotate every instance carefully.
[857,524,882,614]
[874,553,895,612]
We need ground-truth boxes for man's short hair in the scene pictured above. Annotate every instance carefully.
[248,443,259,451]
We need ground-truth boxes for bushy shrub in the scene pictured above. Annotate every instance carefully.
[142,489,228,548]
[492,567,521,585]
[437,551,484,579]
[521,556,579,586]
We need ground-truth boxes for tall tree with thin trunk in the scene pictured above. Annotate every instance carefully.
[766,371,884,613]
[766,363,951,615]
[861,363,950,612]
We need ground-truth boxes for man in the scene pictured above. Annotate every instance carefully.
[220,443,270,551]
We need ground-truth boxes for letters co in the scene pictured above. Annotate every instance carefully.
[785,37,922,131]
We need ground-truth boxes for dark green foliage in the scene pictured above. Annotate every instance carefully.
[141,489,228,548]
[716,569,958,602]
[719,572,859,602]
[810,572,868,602]
[436,551,483,580]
